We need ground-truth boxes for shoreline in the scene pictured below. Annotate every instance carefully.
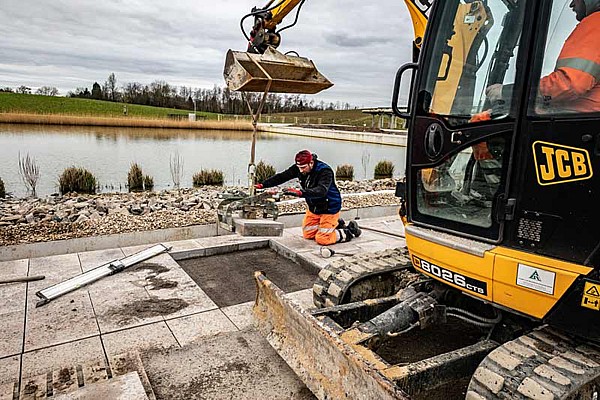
[0,112,253,130]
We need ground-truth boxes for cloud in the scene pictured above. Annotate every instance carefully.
[0,0,415,107]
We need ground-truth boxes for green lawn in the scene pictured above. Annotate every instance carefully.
[0,93,216,119]
[0,93,397,127]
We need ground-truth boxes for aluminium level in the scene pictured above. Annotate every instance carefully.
[35,243,171,307]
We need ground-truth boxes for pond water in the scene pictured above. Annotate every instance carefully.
[0,124,406,197]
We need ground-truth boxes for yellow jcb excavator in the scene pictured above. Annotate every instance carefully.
[224,0,600,398]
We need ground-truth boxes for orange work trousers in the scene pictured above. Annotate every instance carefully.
[302,210,340,246]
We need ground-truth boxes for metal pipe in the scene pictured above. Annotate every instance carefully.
[358,225,405,238]
[0,275,45,285]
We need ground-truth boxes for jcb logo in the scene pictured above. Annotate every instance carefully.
[533,141,593,186]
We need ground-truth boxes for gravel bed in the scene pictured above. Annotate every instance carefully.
[0,179,400,246]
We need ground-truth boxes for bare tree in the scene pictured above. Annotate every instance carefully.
[18,152,40,197]
[361,150,371,180]
[35,86,59,96]
[170,151,184,189]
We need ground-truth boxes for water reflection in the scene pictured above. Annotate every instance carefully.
[0,124,405,197]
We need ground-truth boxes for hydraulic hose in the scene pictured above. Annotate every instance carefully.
[240,0,288,47]
[447,312,497,328]
[447,307,502,324]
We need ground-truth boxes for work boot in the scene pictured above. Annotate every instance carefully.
[347,220,362,238]
[340,228,355,242]
[336,218,346,230]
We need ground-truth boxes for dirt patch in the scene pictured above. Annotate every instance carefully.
[130,262,170,275]
[105,298,188,324]
[23,381,38,395]
[146,277,178,290]
[376,317,484,364]
[178,248,318,307]
[128,262,178,290]
[376,317,484,400]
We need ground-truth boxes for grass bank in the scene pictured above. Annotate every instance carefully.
[0,92,216,119]
[0,92,393,129]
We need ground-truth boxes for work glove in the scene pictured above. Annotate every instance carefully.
[283,188,302,197]
[254,183,263,189]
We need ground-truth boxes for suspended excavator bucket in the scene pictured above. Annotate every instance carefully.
[224,46,333,94]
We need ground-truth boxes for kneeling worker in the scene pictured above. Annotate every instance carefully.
[255,150,361,245]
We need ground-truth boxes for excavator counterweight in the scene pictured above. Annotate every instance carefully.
[224,47,332,94]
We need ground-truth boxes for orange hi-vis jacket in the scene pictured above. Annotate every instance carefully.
[539,11,600,113]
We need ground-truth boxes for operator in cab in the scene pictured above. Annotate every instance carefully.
[255,150,361,245]
[487,0,600,113]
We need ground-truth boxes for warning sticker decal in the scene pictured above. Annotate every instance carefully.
[581,282,600,311]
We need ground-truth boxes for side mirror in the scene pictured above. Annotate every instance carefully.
[395,181,406,198]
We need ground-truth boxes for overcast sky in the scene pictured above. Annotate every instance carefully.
[0,0,416,107]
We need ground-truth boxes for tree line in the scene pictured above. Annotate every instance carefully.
[67,73,352,114]
[2,73,354,114]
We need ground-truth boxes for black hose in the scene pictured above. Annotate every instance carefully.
[240,0,288,48]
[277,0,306,33]
[447,307,502,324]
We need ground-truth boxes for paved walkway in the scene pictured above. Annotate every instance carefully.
[0,215,406,399]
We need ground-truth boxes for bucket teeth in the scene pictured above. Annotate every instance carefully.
[223,46,333,94]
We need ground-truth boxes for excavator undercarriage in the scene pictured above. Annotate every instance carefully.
[254,248,600,399]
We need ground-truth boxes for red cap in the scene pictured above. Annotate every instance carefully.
[295,150,313,165]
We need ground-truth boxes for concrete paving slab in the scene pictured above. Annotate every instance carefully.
[78,248,125,272]
[28,253,82,282]
[284,288,314,310]
[0,259,28,278]
[140,330,315,400]
[109,352,155,400]
[355,238,406,253]
[296,251,330,270]
[102,321,179,357]
[86,257,172,333]
[91,289,162,334]
[237,238,270,251]
[0,311,25,358]
[53,371,148,400]
[137,254,218,319]
[198,235,268,256]
[120,243,155,257]
[163,239,206,260]
[220,301,254,331]
[0,382,15,400]
[0,355,20,385]
[21,336,104,380]
[233,218,284,237]
[0,278,27,315]
[165,309,238,346]
[25,288,99,352]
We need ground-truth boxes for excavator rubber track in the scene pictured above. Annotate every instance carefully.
[467,328,600,399]
[313,248,419,308]
[224,46,333,94]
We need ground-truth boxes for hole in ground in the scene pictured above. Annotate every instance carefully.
[177,248,318,307]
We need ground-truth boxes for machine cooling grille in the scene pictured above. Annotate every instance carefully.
[517,218,543,242]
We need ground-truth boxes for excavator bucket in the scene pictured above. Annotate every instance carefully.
[253,271,498,400]
[224,47,333,94]
[253,272,404,400]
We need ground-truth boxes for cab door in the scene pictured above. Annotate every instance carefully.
[405,0,533,242]
[507,0,600,265]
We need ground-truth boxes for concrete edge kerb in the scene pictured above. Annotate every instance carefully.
[0,205,399,262]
